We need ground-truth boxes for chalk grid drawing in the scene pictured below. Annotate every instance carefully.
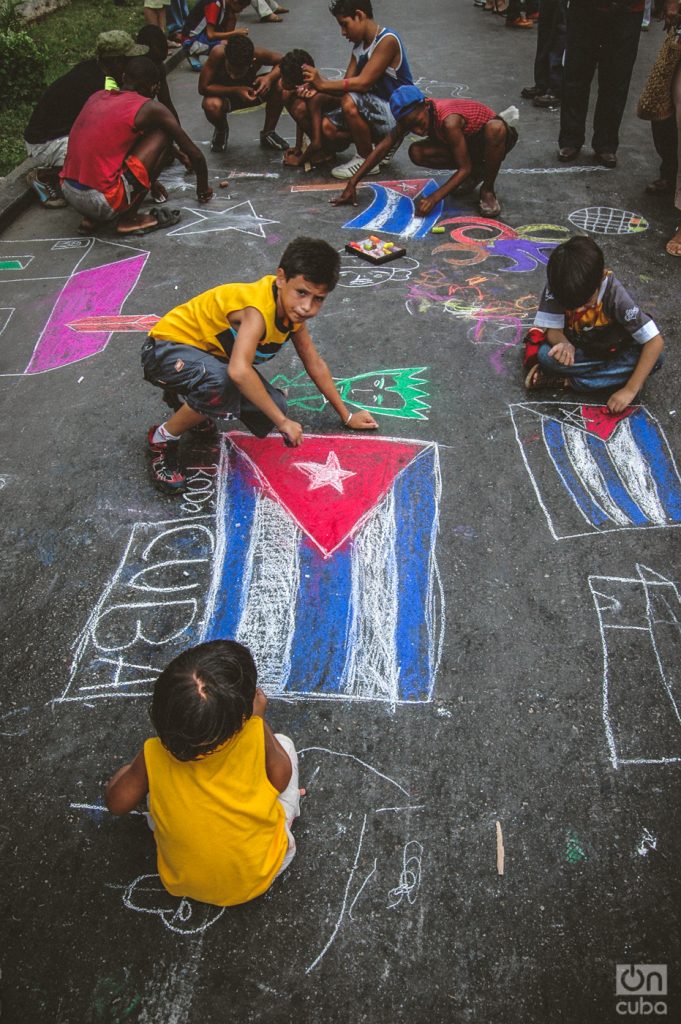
[202,432,444,704]
[510,402,681,539]
[590,564,681,768]
[65,433,443,706]
[269,367,430,420]
[110,745,425,978]
[568,207,649,235]
[0,236,148,375]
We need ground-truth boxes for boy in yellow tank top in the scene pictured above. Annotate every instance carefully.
[105,640,303,907]
[141,236,378,492]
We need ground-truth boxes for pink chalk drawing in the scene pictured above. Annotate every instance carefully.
[25,252,148,374]
[67,314,160,333]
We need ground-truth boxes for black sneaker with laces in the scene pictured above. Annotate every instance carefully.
[147,426,186,493]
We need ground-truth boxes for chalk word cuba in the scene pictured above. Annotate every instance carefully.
[65,433,444,706]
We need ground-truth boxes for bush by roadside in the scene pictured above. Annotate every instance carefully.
[0,0,144,176]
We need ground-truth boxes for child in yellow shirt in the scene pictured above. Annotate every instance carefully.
[105,640,302,906]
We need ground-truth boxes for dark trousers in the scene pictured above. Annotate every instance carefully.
[559,5,643,152]
[533,0,567,95]
[651,116,679,182]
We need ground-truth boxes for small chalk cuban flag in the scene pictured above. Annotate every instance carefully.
[510,402,681,539]
[202,432,444,704]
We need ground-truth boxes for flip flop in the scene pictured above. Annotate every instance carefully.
[119,208,181,236]
[666,228,681,257]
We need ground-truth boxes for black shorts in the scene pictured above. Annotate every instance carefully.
[141,337,288,438]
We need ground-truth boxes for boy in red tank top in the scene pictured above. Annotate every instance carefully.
[61,56,213,235]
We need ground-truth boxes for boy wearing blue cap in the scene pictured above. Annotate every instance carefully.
[332,85,518,217]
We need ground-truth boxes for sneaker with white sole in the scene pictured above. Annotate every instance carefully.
[147,426,186,493]
[331,155,381,179]
[27,169,66,208]
[211,123,229,153]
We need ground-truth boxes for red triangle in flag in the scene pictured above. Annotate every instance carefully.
[227,432,430,557]
[376,178,431,198]
[581,404,635,441]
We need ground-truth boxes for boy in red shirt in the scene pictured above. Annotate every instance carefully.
[332,84,518,218]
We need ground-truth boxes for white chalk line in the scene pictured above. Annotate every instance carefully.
[305,813,368,974]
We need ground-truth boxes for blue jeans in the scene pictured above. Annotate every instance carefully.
[537,343,663,393]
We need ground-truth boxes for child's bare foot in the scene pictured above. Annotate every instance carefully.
[261,12,282,20]
[666,226,681,257]
[479,188,501,218]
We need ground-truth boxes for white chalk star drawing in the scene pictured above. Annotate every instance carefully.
[293,451,357,494]
[167,200,278,238]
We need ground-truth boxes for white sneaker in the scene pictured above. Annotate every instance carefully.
[331,155,381,179]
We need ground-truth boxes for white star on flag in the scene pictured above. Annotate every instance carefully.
[293,451,356,494]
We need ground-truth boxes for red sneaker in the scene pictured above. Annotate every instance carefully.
[522,327,546,370]
[146,426,186,493]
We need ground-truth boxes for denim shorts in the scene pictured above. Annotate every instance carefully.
[326,91,395,141]
[141,337,288,437]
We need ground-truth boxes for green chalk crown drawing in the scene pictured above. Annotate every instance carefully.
[270,367,430,420]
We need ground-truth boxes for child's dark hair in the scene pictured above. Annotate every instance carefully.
[225,33,254,68]
[279,237,340,289]
[280,49,314,87]
[546,236,605,309]
[330,0,373,17]
[150,640,257,761]
[124,56,161,91]
[136,24,168,65]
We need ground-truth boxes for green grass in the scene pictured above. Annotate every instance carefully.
[0,0,147,176]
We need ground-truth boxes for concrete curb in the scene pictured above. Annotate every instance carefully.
[0,45,188,234]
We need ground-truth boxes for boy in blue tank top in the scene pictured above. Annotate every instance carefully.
[301,0,413,179]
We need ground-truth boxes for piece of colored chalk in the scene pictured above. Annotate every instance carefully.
[431,226,445,233]
[369,235,381,244]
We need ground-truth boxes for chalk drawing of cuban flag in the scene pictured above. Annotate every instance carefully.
[202,433,444,704]
[589,564,681,768]
[343,178,443,239]
[509,402,681,539]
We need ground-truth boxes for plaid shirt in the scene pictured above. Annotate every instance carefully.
[427,99,497,142]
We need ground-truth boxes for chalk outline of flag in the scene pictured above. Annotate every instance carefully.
[509,401,681,540]
[589,564,681,769]
[201,433,445,705]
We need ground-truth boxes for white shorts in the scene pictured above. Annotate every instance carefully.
[274,733,301,875]
[25,136,69,168]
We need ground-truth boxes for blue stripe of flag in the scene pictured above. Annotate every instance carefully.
[628,409,681,522]
[543,419,610,527]
[584,433,649,526]
[393,447,437,700]
[284,537,352,694]
[206,454,258,641]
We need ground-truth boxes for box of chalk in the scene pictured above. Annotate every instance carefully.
[345,236,407,264]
